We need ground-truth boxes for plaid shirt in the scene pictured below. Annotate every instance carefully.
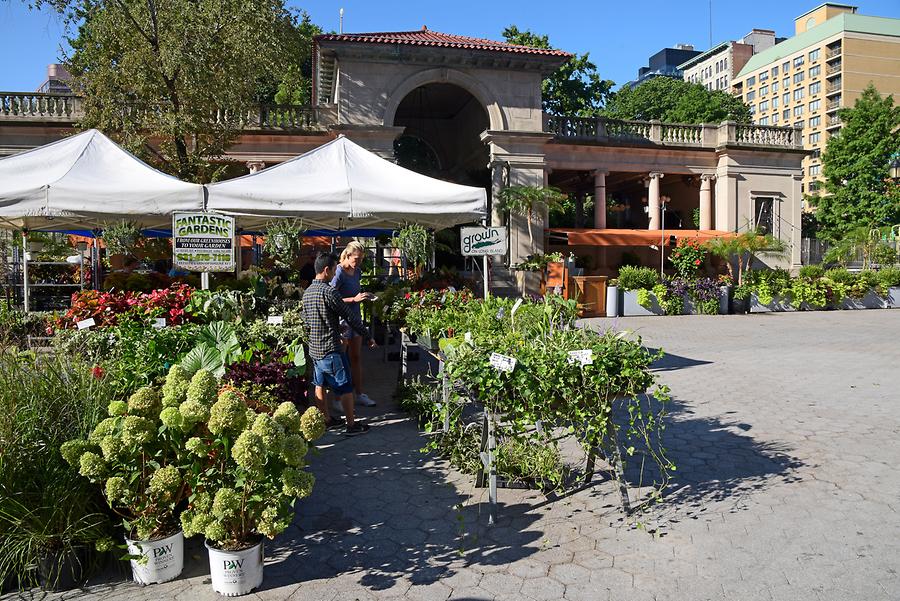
[302,278,370,361]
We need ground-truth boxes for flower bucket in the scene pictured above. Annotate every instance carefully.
[206,539,264,597]
[125,530,184,585]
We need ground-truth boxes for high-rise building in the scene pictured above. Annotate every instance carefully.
[731,3,900,197]
[625,44,702,89]
[679,30,783,92]
[36,64,73,94]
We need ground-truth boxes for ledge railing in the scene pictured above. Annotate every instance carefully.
[0,91,328,130]
[544,114,803,150]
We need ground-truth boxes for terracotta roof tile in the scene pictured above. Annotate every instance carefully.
[315,27,572,58]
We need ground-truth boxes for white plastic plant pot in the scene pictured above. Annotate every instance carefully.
[206,539,264,597]
[605,285,618,317]
[125,530,184,585]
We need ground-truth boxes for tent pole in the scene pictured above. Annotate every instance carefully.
[21,230,30,312]
[201,272,210,290]
[481,220,489,299]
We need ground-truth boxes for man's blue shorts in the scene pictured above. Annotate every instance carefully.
[312,352,354,395]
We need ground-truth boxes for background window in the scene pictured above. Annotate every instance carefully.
[783,109,790,120]
[759,116,769,125]
[759,100,769,112]
[809,82,821,95]
[809,99,821,111]
[747,90,756,101]
[773,81,779,93]
[754,198,774,236]
[809,65,821,78]
[772,66,779,77]
[760,85,769,96]
[793,105,804,116]
[794,89,805,101]
[782,77,789,88]
[782,61,790,72]
[747,76,756,87]
[783,92,790,104]
[759,71,769,81]
[793,56,805,68]
[809,132,821,144]
[793,72,805,84]
[809,48,820,61]
[809,116,821,127]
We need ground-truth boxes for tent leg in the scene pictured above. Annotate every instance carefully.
[201,272,210,290]
[22,230,29,312]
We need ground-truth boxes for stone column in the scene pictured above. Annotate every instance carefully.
[246,161,266,174]
[593,170,607,229]
[490,160,506,227]
[648,172,664,230]
[699,174,715,230]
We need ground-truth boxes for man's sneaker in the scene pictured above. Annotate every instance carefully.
[344,423,370,437]
[325,416,344,430]
[356,393,376,407]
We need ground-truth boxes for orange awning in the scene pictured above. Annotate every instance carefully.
[548,228,738,247]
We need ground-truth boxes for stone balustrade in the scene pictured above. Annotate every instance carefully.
[0,91,327,130]
[544,114,803,150]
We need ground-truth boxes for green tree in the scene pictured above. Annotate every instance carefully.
[602,77,752,124]
[809,84,900,242]
[502,26,614,116]
[39,0,318,182]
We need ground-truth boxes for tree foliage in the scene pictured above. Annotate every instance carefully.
[602,77,752,124]
[39,0,318,182]
[502,26,614,117]
[810,84,900,243]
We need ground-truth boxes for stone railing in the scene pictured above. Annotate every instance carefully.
[0,92,83,120]
[545,114,803,150]
[0,92,326,130]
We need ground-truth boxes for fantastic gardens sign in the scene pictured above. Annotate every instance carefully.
[172,212,235,272]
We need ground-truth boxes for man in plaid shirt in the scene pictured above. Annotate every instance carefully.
[303,252,375,436]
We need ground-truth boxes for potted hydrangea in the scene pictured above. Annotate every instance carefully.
[177,381,325,596]
[59,368,213,585]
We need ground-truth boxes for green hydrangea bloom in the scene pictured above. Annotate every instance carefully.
[212,487,242,519]
[186,369,218,407]
[148,465,181,502]
[89,417,118,443]
[185,436,206,457]
[179,400,210,427]
[105,476,128,503]
[181,509,214,538]
[299,407,326,442]
[232,431,266,473]
[162,365,190,408]
[121,416,155,446]
[159,407,184,430]
[193,491,213,513]
[251,414,284,453]
[78,451,105,480]
[281,467,315,498]
[127,387,162,418]
[107,400,128,416]
[94,537,116,553]
[205,519,227,542]
[208,390,248,436]
[99,435,124,461]
[272,402,301,432]
[60,439,92,467]
[281,434,308,466]
[245,408,258,426]
[258,504,289,539]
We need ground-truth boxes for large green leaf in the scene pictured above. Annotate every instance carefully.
[179,343,225,377]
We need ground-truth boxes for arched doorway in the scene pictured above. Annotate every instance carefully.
[392,83,491,269]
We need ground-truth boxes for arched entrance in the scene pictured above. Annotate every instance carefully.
[392,83,490,188]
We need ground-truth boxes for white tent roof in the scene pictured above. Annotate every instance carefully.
[0,129,204,231]
[206,135,486,230]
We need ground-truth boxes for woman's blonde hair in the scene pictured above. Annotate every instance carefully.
[340,240,365,262]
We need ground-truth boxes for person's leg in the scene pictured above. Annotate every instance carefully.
[314,385,329,418]
[348,335,363,396]
[340,391,356,427]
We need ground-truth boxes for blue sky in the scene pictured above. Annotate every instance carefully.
[2,0,898,91]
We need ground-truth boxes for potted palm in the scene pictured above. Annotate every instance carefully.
[177,381,325,596]
[59,367,214,585]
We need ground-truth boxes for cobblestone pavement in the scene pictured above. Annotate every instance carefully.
[7,310,900,601]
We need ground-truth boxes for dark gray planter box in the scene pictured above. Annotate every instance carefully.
[888,287,900,308]
[749,294,797,313]
[620,290,665,316]
[839,291,888,310]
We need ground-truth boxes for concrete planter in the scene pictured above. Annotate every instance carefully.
[890,287,900,307]
[839,291,888,310]
[620,290,665,316]
[749,294,797,313]
[719,286,731,315]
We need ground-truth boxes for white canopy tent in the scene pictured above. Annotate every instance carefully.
[205,135,487,230]
[0,129,204,232]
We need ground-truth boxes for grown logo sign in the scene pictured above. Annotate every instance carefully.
[172,212,235,272]
[460,226,507,256]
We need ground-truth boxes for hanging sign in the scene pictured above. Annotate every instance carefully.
[172,212,235,272]
[460,226,508,256]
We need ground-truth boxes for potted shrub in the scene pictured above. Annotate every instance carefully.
[878,267,900,307]
[617,266,663,316]
[177,379,326,596]
[59,370,208,585]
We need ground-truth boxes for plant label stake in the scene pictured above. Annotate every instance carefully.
[495,307,505,321]
[567,349,593,366]
[511,298,523,316]
[267,315,284,325]
[440,293,447,304]
[464,332,473,344]
[448,286,457,293]
[489,352,516,372]
[77,317,95,330]
[152,318,167,329]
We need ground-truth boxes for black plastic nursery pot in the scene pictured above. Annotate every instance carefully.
[38,545,90,592]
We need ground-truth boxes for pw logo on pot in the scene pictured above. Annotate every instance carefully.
[223,559,245,570]
[153,544,174,558]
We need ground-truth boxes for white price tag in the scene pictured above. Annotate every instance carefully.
[76,318,95,330]
[495,307,505,320]
[489,352,517,373]
[267,315,284,325]
[511,298,523,317]
[419,295,426,306]
[448,286,457,293]
[567,349,594,366]
[440,293,447,303]
[152,318,167,329]
[464,332,472,344]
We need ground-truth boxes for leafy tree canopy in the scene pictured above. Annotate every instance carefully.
[810,84,900,242]
[602,77,752,124]
[37,0,319,182]
[502,26,614,117]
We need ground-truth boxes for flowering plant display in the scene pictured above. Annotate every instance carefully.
[668,237,708,278]
[178,381,325,551]
[56,284,193,329]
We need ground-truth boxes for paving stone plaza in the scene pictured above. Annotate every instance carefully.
[7,310,900,601]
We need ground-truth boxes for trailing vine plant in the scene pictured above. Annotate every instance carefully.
[102,221,142,257]
[263,218,305,269]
